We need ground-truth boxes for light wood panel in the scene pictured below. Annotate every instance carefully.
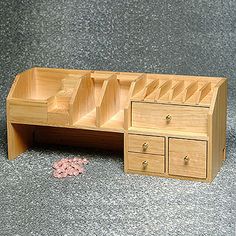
[69,73,94,125]
[124,74,147,130]
[182,81,198,103]
[196,82,211,104]
[7,123,34,160]
[141,79,159,100]
[11,69,35,99]
[96,75,120,127]
[127,152,164,174]
[169,80,184,101]
[208,79,227,181]
[155,79,172,100]
[169,138,207,179]
[132,102,209,133]
[9,99,48,124]
[128,134,165,155]
[128,127,208,140]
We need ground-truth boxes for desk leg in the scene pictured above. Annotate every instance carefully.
[7,122,34,160]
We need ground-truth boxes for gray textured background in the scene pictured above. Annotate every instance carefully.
[0,0,236,235]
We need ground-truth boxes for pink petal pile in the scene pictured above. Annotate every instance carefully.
[53,158,89,178]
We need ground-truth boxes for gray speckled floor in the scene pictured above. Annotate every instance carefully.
[0,1,236,235]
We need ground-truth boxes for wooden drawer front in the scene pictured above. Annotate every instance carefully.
[128,134,164,155]
[9,102,48,124]
[132,102,209,133]
[169,138,207,179]
[128,152,164,174]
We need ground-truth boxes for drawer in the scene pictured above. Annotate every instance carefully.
[169,138,207,179]
[127,152,164,174]
[132,102,209,133]
[128,134,164,155]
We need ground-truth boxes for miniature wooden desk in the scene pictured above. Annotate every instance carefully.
[7,68,227,182]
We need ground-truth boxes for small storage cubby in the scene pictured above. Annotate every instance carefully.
[8,68,89,124]
[69,72,149,130]
[8,68,150,130]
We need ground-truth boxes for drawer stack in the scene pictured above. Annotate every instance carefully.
[127,134,165,174]
[124,74,227,182]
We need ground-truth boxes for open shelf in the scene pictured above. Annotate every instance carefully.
[74,108,97,128]
[8,68,223,132]
[101,110,124,131]
[8,68,150,130]
[70,72,148,130]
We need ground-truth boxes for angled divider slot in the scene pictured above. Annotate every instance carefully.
[125,74,147,107]
[69,73,96,127]
[130,74,148,100]
[141,79,159,101]
[169,80,184,101]
[96,75,121,128]
[117,74,142,110]
[124,74,147,129]
[182,81,198,103]
[132,74,147,96]
[196,82,211,104]
[155,79,172,101]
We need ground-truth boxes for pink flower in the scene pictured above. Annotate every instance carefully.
[61,172,67,178]
[82,159,89,165]
[73,170,80,176]
[52,157,89,178]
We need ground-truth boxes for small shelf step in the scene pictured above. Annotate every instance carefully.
[128,127,208,140]
[74,108,97,128]
[101,110,124,131]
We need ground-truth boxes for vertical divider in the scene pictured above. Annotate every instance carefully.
[69,73,94,125]
[124,74,147,130]
[96,75,120,127]
[182,80,198,103]
[130,74,147,97]
[155,79,172,101]
[169,80,184,101]
[196,82,211,104]
[141,79,159,100]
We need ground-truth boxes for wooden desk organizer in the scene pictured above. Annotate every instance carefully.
[7,68,227,182]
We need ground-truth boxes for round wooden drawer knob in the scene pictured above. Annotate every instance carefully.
[166,114,172,122]
[142,142,149,151]
[142,160,148,168]
[184,156,190,163]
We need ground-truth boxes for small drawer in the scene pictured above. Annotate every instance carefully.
[169,138,207,179]
[127,152,164,174]
[128,134,164,155]
[132,102,209,134]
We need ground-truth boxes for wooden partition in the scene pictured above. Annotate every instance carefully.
[10,69,36,99]
[123,74,147,129]
[69,73,94,125]
[132,74,219,107]
[67,73,144,131]
[96,75,120,127]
